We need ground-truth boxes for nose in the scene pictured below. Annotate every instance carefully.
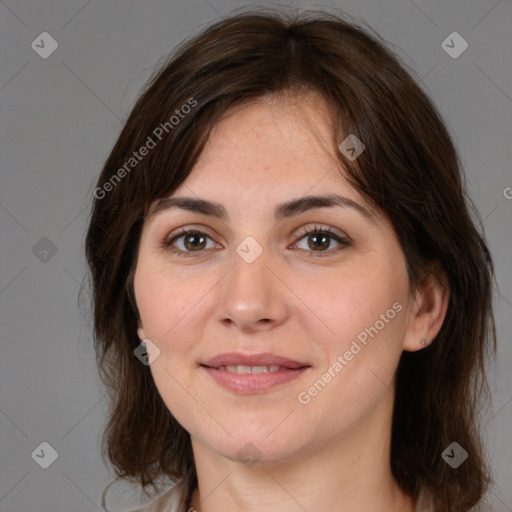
[217,248,290,333]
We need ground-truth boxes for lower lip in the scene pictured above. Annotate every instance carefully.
[201,366,310,393]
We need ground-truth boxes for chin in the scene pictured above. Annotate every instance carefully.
[212,436,303,467]
[195,419,309,464]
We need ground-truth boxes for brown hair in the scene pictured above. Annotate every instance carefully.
[85,7,496,511]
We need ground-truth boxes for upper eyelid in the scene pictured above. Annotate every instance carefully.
[296,224,347,237]
[164,225,216,242]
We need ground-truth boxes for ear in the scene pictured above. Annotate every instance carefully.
[137,320,146,341]
[403,261,450,352]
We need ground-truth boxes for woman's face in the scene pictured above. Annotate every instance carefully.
[134,93,418,466]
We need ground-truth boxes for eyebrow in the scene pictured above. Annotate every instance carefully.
[149,194,376,224]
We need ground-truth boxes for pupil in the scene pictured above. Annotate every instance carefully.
[309,234,329,250]
[185,233,206,250]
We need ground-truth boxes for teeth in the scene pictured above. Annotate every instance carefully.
[251,365,269,374]
[219,365,282,374]
[229,365,251,374]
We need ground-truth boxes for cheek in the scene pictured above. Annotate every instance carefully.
[297,299,406,437]
[299,260,408,348]
[133,260,208,407]
[295,260,408,405]
[134,267,202,428]
[134,258,204,341]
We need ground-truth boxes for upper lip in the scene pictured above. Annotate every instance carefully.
[201,352,310,369]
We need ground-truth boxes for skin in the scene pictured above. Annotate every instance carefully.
[134,91,449,512]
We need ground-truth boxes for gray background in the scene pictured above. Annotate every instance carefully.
[0,0,511,511]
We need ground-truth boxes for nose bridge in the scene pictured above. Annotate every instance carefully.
[227,243,273,309]
[218,238,288,330]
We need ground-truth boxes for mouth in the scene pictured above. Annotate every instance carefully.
[207,364,296,374]
[200,352,311,393]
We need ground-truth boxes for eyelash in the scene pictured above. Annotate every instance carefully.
[162,225,350,258]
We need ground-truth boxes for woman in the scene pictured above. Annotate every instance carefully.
[86,8,496,512]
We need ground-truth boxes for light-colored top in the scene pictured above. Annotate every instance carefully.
[101,476,190,512]
[101,476,435,512]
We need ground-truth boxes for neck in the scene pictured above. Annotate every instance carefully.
[187,396,416,512]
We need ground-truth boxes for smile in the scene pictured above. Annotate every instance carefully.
[200,352,311,393]
[201,364,311,393]
[216,365,282,373]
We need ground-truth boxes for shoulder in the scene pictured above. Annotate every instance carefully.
[415,487,434,512]
[101,476,190,512]
[131,478,189,512]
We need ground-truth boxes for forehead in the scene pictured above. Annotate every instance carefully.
[172,92,354,200]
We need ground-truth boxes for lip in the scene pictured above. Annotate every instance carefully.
[201,352,309,369]
[201,352,311,394]
[202,366,310,393]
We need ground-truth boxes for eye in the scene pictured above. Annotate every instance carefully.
[162,225,350,258]
[163,228,219,256]
[293,225,350,257]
